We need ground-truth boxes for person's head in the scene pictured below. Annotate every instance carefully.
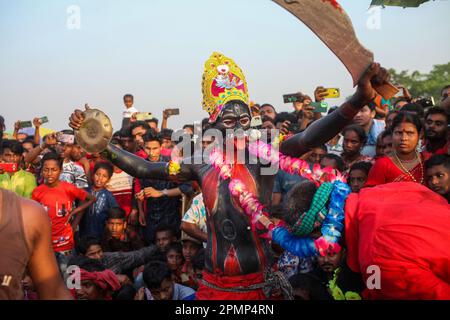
[283,181,317,227]
[22,138,35,154]
[259,104,277,121]
[1,140,24,165]
[16,132,28,143]
[201,130,215,150]
[165,242,184,272]
[142,261,174,300]
[41,152,63,187]
[380,129,394,156]
[353,104,376,129]
[181,238,202,263]
[441,85,450,101]
[131,121,150,148]
[92,161,113,190]
[307,145,327,164]
[159,129,174,150]
[348,161,372,193]
[320,153,344,172]
[424,107,449,142]
[394,98,409,111]
[154,225,176,252]
[68,257,111,300]
[118,126,135,153]
[385,110,399,130]
[123,94,134,108]
[143,133,162,162]
[391,112,422,155]
[342,125,367,157]
[400,103,424,119]
[183,125,194,135]
[317,246,344,274]
[70,144,83,162]
[375,134,384,157]
[147,118,159,133]
[77,236,104,260]
[106,207,127,239]
[274,112,298,134]
[425,154,450,200]
[213,100,252,136]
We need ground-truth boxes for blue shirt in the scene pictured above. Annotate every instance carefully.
[79,188,118,238]
[273,170,307,201]
[362,119,385,158]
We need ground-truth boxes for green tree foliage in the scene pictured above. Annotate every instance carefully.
[388,62,450,100]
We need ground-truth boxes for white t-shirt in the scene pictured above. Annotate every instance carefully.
[123,106,139,119]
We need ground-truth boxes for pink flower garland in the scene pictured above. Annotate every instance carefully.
[248,140,346,186]
[209,141,346,240]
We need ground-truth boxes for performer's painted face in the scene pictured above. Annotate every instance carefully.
[215,100,251,133]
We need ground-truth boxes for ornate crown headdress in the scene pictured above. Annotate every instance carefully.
[202,52,249,123]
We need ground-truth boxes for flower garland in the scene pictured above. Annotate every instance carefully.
[270,181,350,257]
[248,140,346,186]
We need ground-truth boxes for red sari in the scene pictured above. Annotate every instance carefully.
[345,183,450,299]
[365,154,428,186]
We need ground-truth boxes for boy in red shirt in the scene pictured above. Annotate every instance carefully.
[32,152,95,255]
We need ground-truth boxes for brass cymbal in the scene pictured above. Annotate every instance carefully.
[75,109,113,154]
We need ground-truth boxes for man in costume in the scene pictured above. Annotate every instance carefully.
[70,52,389,299]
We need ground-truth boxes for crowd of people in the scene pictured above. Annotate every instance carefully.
[1,76,449,300]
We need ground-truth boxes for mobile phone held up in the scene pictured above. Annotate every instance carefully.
[0,163,19,173]
[283,93,304,104]
[19,121,32,128]
[39,116,49,124]
[310,102,329,113]
[323,88,340,99]
[56,132,75,144]
[166,108,180,116]
[135,112,153,121]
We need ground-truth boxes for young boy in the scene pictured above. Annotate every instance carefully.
[32,152,95,254]
[348,162,372,193]
[180,232,202,289]
[165,242,184,283]
[102,207,144,252]
[79,162,118,239]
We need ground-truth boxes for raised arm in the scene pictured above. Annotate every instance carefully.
[281,63,390,158]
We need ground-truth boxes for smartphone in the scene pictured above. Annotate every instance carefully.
[323,88,340,99]
[39,116,49,124]
[250,115,263,128]
[135,112,153,121]
[167,108,180,116]
[19,121,32,128]
[0,163,19,173]
[57,133,75,144]
[283,93,304,104]
[310,102,329,113]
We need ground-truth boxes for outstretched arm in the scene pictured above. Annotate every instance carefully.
[281,63,390,158]
[103,143,194,181]
[69,107,195,182]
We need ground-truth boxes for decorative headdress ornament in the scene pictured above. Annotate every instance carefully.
[202,52,249,123]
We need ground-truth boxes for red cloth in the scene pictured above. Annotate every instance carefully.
[196,271,266,300]
[345,182,450,299]
[32,181,88,252]
[366,155,428,187]
[80,269,121,292]
[422,140,450,159]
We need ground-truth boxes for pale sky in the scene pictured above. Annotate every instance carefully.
[1,0,449,132]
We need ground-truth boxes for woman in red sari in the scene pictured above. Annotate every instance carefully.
[366,112,429,186]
